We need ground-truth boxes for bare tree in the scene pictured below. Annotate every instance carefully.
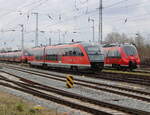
[105,32,133,44]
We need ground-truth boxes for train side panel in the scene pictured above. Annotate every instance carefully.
[44,44,91,69]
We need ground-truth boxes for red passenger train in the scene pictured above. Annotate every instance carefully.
[0,42,104,71]
[27,42,104,71]
[102,44,140,71]
[0,51,22,62]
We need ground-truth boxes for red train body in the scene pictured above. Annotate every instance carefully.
[0,42,104,71]
[102,44,140,70]
[27,42,104,71]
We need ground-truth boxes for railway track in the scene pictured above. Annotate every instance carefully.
[1,64,150,102]
[134,69,150,74]
[7,62,150,86]
[1,62,150,86]
[104,67,150,74]
[0,71,149,115]
[96,71,150,86]
[103,69,150,77]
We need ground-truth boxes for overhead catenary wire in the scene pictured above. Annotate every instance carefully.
[1,0,148,32]
[1,0,150,47]
[27,1,150,29]
[104,0,128,9]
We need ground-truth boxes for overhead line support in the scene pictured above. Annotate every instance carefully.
[99,0,103,44]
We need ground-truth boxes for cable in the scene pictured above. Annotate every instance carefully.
[104,0,148,11]
[78,0,88,4]
[104,0,127,9]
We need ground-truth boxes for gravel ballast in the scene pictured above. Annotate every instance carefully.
[1,67,150,113]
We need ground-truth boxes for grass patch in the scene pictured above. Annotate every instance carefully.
[0,92,64,115]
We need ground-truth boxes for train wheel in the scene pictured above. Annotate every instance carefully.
[29,63,33,67]
[117,65,121,70]
[71,66,78,71]
[43,64,48,69]
[121,67,127,71]
[129,67,133,71]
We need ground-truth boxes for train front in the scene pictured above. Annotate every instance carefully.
[122,45,140,70]
[84,43,104,71]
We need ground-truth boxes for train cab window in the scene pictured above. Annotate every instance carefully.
[85,46,101,55]
[123,46,137,56]
[107,49,121,58]
[74,47,84,56]
[107,50,114,57]
[114,50,121,58]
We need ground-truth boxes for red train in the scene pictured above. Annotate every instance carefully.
[0,50,29,63]
[0,42,104,71]
[0,51,22,62]
[102,44,140,71]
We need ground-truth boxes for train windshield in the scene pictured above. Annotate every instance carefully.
[123,45,138,56]
[85,45,104,62]
[85,46,101,55]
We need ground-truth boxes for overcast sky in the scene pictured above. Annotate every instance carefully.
[0,0,150,50]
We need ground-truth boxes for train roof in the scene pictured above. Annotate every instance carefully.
[49,41,100,47]
[102,43,136,48]
[30,41,101,50]
[0,50,21,53]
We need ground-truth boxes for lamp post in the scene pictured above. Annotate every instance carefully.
[32,12,39,47]
[19,24,24,52]
[88,17,95,42]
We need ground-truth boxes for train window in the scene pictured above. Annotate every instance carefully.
[107,50,114,57]
[63,47,83,56]
[114,50,121,58]
[85,46,101,55]
[63,48,70,56]
[46,48,58,61]
[69,51,73,56]
[123,46,137,56]
[104,50,108,57]
[107,49,121,58]
[32,49,44,60]
[24,50,33,56]
[46,47,83,58]
[73,47,84,56]
[46,55,58,61]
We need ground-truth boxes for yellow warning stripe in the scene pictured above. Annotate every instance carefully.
[67,77,74,85]
[66,83,71,88]
[66,80,73,88]
[66,80,73,86]
[67,76,74,80]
